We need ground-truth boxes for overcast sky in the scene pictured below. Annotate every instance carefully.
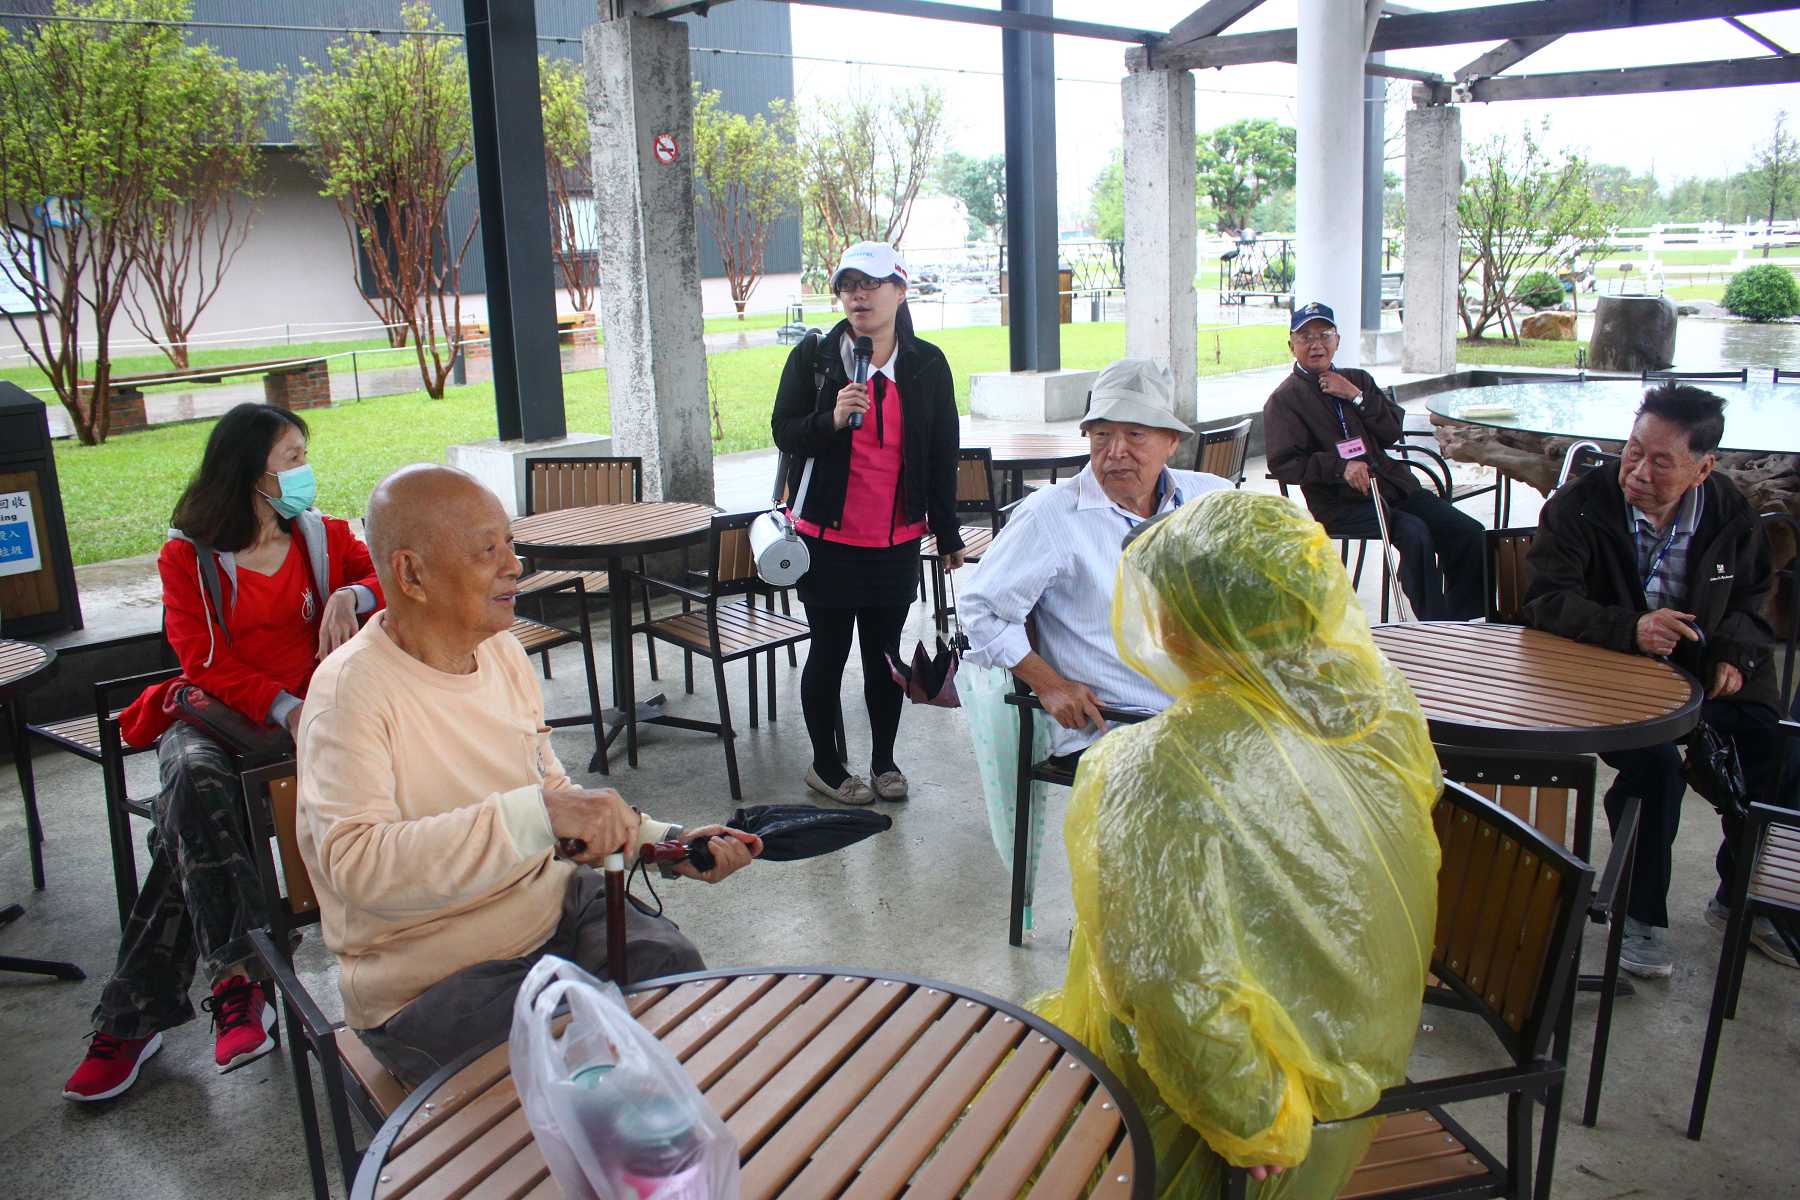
[781,0,1800,223]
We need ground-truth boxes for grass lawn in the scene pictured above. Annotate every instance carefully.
[702,307,835,334]
[0,335,425,394]
[55,321,1291,565]
[1455,337,1581,368]
[1667,283,1727,302]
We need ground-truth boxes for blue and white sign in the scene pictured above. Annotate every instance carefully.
[0,491,43,577]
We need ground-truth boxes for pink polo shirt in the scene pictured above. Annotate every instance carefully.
[794,374,929,548]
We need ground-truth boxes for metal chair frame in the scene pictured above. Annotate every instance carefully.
[1555,442,1619,489]
[922,447,1006,634]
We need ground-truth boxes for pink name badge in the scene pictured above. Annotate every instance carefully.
[1335,436,1367,460]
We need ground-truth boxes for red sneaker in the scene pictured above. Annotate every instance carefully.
[203,976,277,1074]
[62,1032,164,1102]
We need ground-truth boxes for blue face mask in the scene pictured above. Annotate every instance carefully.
[262,463,316,519]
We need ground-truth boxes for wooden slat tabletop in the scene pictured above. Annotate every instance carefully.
[1371,622,1700,754]
[511,502,715,560]
[0,638,54,700]
[358,968,1153,1200]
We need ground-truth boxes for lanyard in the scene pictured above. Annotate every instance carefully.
[1117,476,1183,531]
[1330,396,1350,439]
[1641,525,1679,596]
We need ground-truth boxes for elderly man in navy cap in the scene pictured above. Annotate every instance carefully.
[961,358,1232,767]
[1263,301,1484,620]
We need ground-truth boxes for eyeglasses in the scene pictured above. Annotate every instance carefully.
[834,274,892,295]
[1292,329,1338,345]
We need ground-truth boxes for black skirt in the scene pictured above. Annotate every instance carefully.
[795,534,922,609]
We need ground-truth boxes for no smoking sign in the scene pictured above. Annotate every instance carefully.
[653,132,679,165]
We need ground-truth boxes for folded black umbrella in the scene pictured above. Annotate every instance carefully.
[885,636,964,708]
[688,805,892,870]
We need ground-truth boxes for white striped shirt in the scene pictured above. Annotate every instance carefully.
[961,463,1233,755]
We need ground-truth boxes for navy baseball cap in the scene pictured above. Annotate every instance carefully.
[1290,301,1336,333]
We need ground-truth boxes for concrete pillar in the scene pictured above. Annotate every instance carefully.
[1122,69,1197,424]
[1296,0,1366,365]
[1401,103,1462,375]
[585,16,712,505]
[1361,63,1385,331]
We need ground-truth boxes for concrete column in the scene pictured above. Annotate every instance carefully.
[585,16,712,505]
[1122,69,1197,424]
[1296,0,1366,365]
[1401,103,1462,375]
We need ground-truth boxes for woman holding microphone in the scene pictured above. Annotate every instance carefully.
[772,242,965,804]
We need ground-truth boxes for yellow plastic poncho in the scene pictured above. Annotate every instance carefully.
[1035,491,1441,1199]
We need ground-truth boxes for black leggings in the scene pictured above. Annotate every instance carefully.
[802,602,909,776]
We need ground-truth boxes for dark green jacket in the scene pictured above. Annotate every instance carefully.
[1523,466,1777,711]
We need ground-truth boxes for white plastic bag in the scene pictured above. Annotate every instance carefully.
[511,956,740,1200]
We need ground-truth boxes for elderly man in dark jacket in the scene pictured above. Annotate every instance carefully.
[1524,383,1795,978]
[1264,301,1484,620]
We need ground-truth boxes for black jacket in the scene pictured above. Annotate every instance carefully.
[770,320,964,554]
[1523,466,1778,711]
[1263,364,1419,530]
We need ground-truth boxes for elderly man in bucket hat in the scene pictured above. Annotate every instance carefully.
[961,358,1233,765]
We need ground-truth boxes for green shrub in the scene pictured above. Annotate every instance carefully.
[1722,263,1800,321]
[1513,270,1564,310]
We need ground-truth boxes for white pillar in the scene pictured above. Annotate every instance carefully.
[1296,0,1367,365]
[586,16,713,505]
[1122,68,1197,424]
[1401,104,1462,375]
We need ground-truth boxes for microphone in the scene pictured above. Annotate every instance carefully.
[850,335,873,430]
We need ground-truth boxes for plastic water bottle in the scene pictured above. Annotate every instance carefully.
[567,1068,705,1199]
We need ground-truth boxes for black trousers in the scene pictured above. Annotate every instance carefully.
[1601,699,1784,928]
[801,602,909,775]
[1327,488,1486,621]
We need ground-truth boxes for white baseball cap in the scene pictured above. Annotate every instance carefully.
[1081,358,1192,438]
[831,241,909,290]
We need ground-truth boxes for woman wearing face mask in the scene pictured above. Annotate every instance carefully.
[61,403,383,1104]
[772,241,965,805]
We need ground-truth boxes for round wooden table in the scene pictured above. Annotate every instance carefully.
[512,503,716,768]
[961,428,1091,501]
[1371,622,1701,754]
[0,638,81,982]
[352,966,1154,1200]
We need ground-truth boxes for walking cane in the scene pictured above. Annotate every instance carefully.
[1369,483,1416,623]
[603,851,628,988]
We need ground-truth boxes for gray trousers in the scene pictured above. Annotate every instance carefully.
[357,869,704,1087]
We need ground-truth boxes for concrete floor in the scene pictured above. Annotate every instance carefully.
[3,438,1795,1198]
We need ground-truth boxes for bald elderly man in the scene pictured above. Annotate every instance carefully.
[295,465,755,1085]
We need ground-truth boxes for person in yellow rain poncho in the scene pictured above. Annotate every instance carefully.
[1035,490,1442,1198]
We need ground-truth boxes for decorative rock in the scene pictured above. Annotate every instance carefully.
[1587,295,1678,372]
[1677,304,1702,316]
[1520,311,1577,341]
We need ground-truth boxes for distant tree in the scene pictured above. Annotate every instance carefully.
[1749,111,1800,257]
[293,3,475,396]
[126,50,280,368]
[1249,187,1294,234]
[692,85,803,319]
[1088,150,1124,244]
[802,83,945,272]
[0,0,195,445]
[1196,118,1296,235]
[1457,123,1615,340]
[935,151,1006,242]
[540,56,598,314]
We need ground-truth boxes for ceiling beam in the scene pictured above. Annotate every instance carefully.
[1369,62,1443,83]
[780,0,1160,43]
[617,0,724,16]
[1132,0,1800,73]
[1455,35,1559,80]
[1726,16,1792,56]
[1165,0,1266,45]
[1417,53,1800,104]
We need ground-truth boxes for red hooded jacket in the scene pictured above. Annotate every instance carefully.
[119,513,382,747]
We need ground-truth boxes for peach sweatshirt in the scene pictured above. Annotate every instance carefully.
[295,614,671,1030]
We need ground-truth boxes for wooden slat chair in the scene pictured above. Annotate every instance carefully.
[921,447,1006,634]
[1689,789,1800,1139]
[243,765,411,1200]
[508,576,610,775]
[358,967,1157,1200]
[518,455,664,684]
[1002,650,1149,946]
[1274,463,1453,624]
[1221,781,1594,1200]
[1435,747,1641,1131]
[17,665,178,925]
[1555,442,1619,489]
[1484,527,1538,625]
[634,512,813,800]
[1192,417,1252,486]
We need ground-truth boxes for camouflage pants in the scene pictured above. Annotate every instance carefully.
[92,723,269,1039]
